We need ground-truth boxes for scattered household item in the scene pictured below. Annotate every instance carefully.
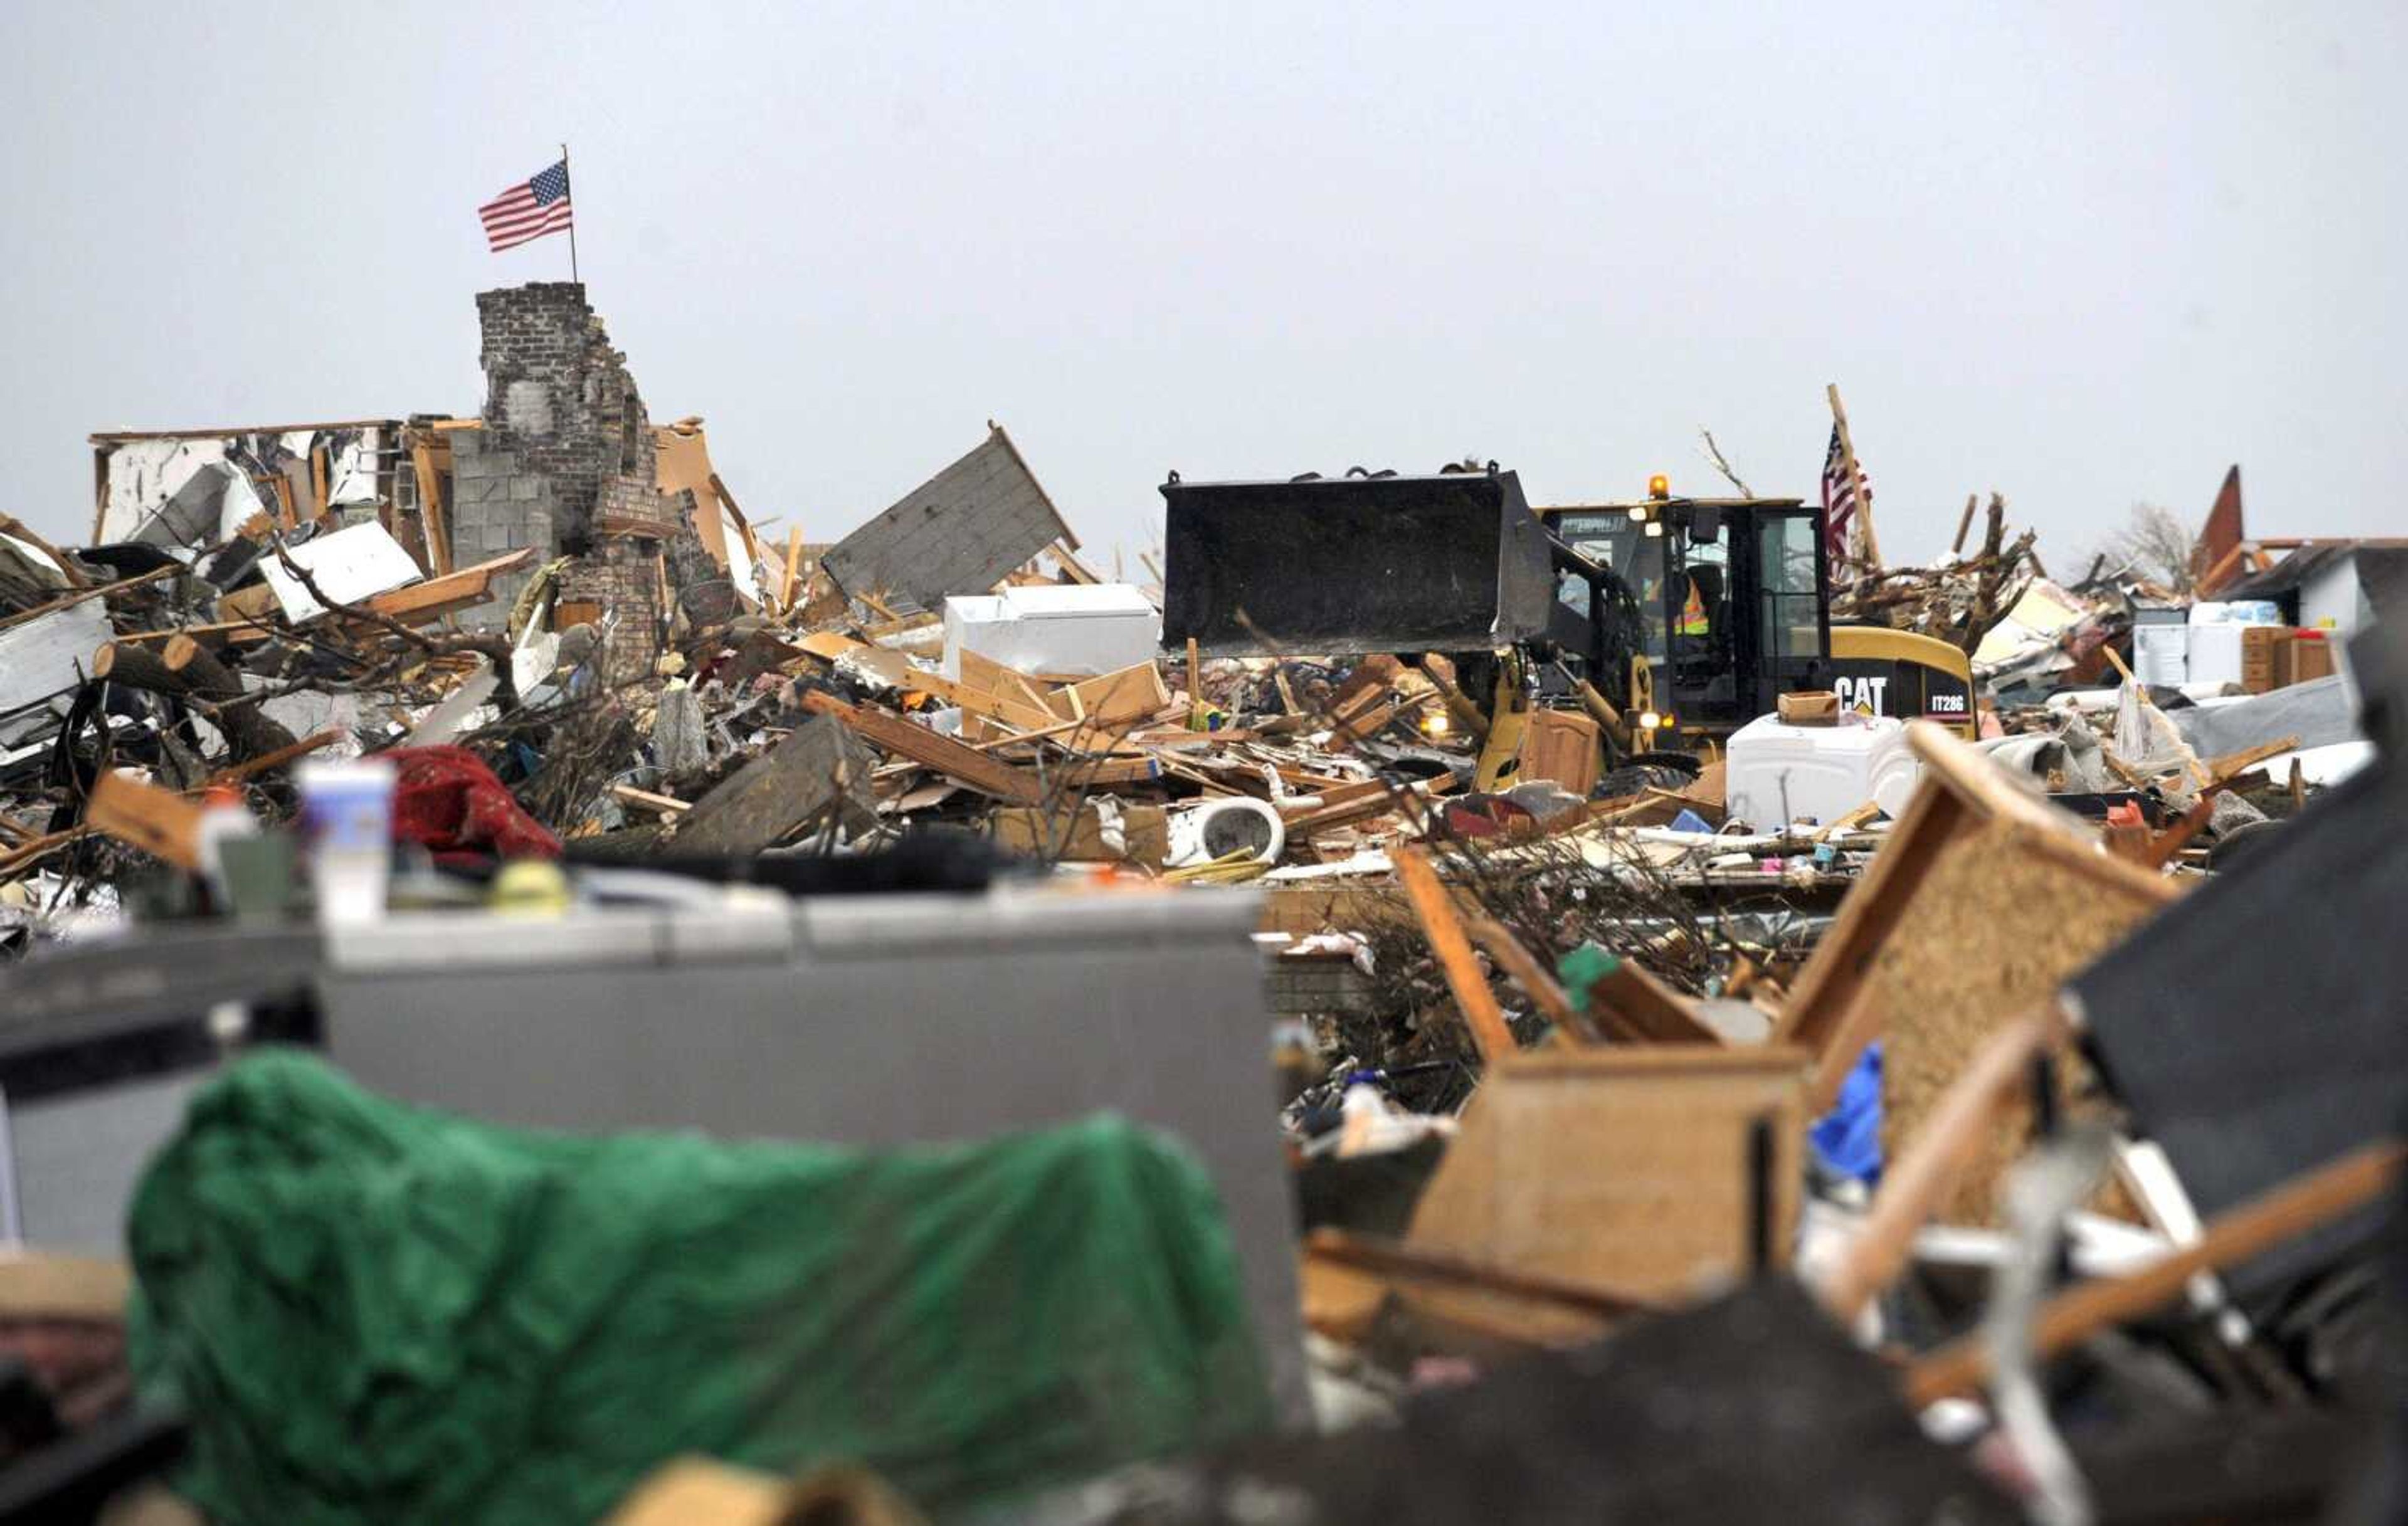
[1776,690,1840,725]
[941,584,1160,680]
[295,757,398,925]
[1167,797,1287,868]
[1724,713,1919,829]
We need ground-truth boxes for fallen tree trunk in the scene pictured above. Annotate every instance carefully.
[95,638,300,764]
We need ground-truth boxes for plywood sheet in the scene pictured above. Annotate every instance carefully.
[1406,1048,1806,1342]
[1874,816,2166,1225]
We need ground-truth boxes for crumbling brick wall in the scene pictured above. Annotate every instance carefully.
[473,283,655,550]
[557,540,663,688]
[594,475,677,538]
[458,282,685,644]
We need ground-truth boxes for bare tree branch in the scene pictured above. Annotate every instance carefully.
[1698,429,1755,498]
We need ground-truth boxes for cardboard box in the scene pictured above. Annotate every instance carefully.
[989,802,1168,865]
[2240,626,2288,694]
[1776,690,1841,725]
[1521,709,1602,794]
[2283,630,2337,687]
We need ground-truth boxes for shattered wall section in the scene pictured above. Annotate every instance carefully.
[821,425,1075,609]
[468,282,677,651]
[473,283,655,550]
[594,476,679,539]
[447,430,555,625]
[91,426,395,545]
[557,540,663,688]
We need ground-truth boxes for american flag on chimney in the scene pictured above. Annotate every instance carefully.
[1819,425,1867,566]
[478,159,574,253]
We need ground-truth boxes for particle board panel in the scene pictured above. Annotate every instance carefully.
[1773,722,2177,1110]
[1404,1046,1807,1342]
[1872,815,2168,1227]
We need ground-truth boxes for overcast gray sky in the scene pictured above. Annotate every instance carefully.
[4,2,2400,571]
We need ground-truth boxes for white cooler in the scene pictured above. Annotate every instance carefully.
[941,584,1160,679]
[1726,713,1921,829]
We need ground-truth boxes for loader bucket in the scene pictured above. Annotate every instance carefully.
[1159,470,1553,657]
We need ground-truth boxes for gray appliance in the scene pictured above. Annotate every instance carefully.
[319,885,1307,1417]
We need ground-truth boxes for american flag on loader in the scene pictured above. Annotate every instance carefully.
[478,160,574,253]
[1819,424,1867,566]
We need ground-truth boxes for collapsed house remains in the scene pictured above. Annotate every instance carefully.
[0,287,2401,1523]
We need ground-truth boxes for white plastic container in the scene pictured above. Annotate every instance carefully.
[2133,623,2189,687]
[941,584,1160,680]
[2184,624,2245,690]
[1725,713,1920,830]
[297,757,396,927]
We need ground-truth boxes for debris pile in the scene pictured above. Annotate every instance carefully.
[1,290,2403,1523]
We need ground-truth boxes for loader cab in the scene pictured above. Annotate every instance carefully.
[1544,497,1830,734]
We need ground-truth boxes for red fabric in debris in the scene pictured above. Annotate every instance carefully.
[384,745,561,865]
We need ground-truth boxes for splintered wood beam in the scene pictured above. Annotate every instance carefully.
[85,771,205,869]
[1393,845,1518,1065]
[0,564,180,634]
[1904,1139,2407,1406]
[1582,955,1727,1046]
[2207,734,2303,784]
[201,728,343,787]
[1461,913,1593,1041]
[779,525,804,611]
[1050,539,1102,584]
[799,691,1046,804]
[411,439,452,576]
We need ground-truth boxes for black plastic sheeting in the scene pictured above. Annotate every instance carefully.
[1159,471,1553,658]
[2073,751,2408,1297]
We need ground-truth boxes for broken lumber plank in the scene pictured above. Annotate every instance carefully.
[1285,778,1450,838]
[779,525,804,611]
[1052,661,1171,726]
[1905,1139,2406,1406]
[611,784,692,815]
[799,692,1045,804]
[2206,734,2303,785]
[958,649,1057,717]
[668,712,876,854]
[0,562,181,634]
[85,771,205,869]
[969,715,1089,752]
[1568,948,1726,1046]
[1050,538,1102,584]
[201,728,344,787]
[897,667,1059,733]
[1037,754,1164,791]
[366,547,539,621]
[1461,913,1593,1041]
[1393,845,1517,1064]
[411,439,453,576]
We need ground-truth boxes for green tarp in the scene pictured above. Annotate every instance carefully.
[129,1052,1270,1524]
